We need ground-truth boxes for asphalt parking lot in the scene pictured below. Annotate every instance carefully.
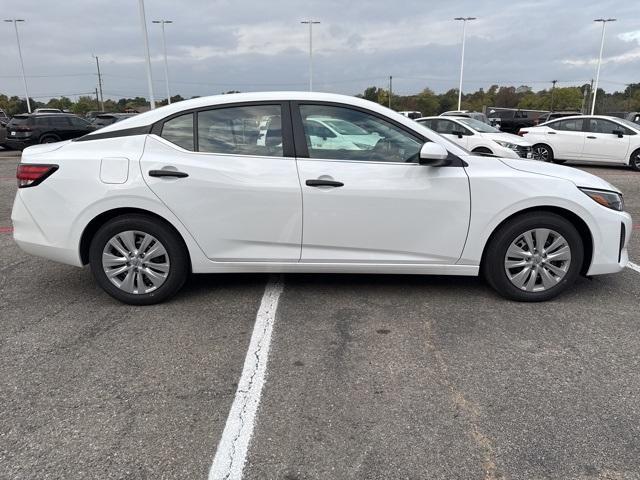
[1,149,639,479]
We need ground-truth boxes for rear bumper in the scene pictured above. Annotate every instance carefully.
[5,138,35,150]
[11,193,82,267]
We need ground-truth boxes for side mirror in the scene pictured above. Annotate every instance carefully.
[612,129,624,138]
[452,130,465,138]
[419,142,450,166]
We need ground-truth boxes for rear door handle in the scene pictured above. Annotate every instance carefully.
[586,136,596,139]
[548,131,556,134]
[149,169,189,178]
[306,179,344,188]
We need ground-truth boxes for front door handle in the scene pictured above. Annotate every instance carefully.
[306,179,344,188]
[548,131,556,134]
[149,169,189,178]
[586,136,596,139]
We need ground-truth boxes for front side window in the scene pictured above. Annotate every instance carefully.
[198,104,283,157]
[550,118,583,132]
[300,104,422,163]
[161,113,194,151]
[70,116,90,127]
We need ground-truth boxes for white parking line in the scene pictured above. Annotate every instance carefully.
[208,275,284,480]
[628,262,640,274]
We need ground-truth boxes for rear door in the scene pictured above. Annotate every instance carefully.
[141,102,303,262]
[293,102,470,264]
[582,118,632,163]
[545,118,586,160]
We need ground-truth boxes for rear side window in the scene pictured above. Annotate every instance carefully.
[49,117,70,127]
[36,117,52,127]
[197,104,283,157]
[549,118,583,132]
[161,113,194,151]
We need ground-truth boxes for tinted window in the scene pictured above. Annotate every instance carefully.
[70,116,90,127]
[35,117,51,127]
[550,118,583,131]
[49,116,71,127]
[198,105,282,157]
[589,118,635,135]
[161,113,194,151]
[300,104,422,163]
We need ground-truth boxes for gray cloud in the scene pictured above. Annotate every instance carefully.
[0,0,638,101]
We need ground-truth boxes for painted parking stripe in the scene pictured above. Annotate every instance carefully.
[628,262,640,274]
[208,275,284,480]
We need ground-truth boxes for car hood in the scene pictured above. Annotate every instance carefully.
[499,158,620,193]
[482,132,531,146]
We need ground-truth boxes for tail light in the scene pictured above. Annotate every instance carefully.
[16,164,58,188]
[14,126,33,132]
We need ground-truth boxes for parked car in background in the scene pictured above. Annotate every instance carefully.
[487,108,548,134]
[5,113,93,150]
[441,110,490,124]
[11,92,631,304]
[85,111,107,120]
[534,111,581,125]
[0,109,9,124]
[519,115,640,170]
[398,111,422,119]
[0,120,8,149]
[303,115,381,149]
[417,116,532,159]
[90,113,137,129]
[33,108,63,114]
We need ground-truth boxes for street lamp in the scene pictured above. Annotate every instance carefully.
[4,19,31,113]
[591,18,616,115]
[152,20,173,105]
[454,17,476,111]
[301,20,320,91]
[137,0,156,109]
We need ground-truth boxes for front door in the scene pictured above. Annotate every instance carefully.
[141,102,303,262]
[293,103,470,264]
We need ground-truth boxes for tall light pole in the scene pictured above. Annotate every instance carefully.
[591,18,616,115]
[137,0,156,109]
[454,17,476,111]
[550,79,557,111]
[301,20,320,91]
[93,55,104,111]
[4,19,31,113]
[153,20,173,104]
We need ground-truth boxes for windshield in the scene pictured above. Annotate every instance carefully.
[322,119,369,135]
[615,118,640,131]
[457,117,500,133]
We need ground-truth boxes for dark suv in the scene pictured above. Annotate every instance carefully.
[5,113,93,150]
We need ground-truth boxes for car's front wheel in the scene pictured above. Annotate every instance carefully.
[89,214,189,305]
[483,212,584,301]
[532,143,553,162]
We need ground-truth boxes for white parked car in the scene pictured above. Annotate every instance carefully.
[12,92,632,304]
[417,116,533,159]
[304,116,381,149]
[519,115,640,170]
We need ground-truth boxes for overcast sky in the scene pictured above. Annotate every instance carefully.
[1,0,639,102]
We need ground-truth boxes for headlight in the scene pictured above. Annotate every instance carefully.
[579,187,624,211]
[494,140,518,150]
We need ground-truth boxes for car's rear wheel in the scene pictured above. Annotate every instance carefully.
[89,215,189,305]
[40,134,60,144]
[630,149,640,171]
[483,212,583,301]
[532,143,553,162]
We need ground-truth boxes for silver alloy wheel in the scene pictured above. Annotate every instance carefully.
[504,228,571,292]
[102,230,170,294]
[532,145,549,161]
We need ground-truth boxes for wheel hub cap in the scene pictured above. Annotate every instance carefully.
[504,228,571,292]
[102,230,170,295]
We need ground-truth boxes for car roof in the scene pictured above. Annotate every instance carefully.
[86,91,414,136]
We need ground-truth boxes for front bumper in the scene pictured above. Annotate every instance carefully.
[587,210,633,276]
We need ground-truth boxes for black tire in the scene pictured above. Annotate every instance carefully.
[630,149,640,171]
[483,212,584,302]
[89,214,189,305]
[39,134,60,144]
[532,143,553,162]
[472,147,493,155]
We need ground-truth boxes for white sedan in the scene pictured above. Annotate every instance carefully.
[11,92,632,304]
[519,115,640,170]
[416,116,532,159]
